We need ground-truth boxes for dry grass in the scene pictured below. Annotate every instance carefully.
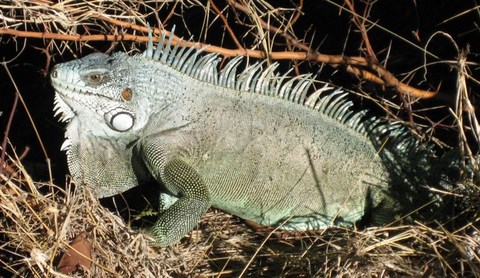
[1,0,480,277]
[1,155,480,277]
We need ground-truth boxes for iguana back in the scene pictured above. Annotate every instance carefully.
[50,30,449,246]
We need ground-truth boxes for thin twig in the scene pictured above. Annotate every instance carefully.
[208,0,244,50]
[0,66,19,176]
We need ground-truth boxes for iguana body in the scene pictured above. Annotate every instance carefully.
[51,30,452,246]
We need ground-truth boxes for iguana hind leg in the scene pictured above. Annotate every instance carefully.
[142,141,211,246]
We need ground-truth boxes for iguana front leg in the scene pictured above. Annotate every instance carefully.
[140,138,211,246]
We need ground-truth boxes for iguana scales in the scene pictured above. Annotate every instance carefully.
[50,29,458,246]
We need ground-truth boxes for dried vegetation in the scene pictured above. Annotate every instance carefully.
[1,0,480,277]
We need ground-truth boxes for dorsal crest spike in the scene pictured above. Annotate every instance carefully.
[167,36,182,66]
[219,56,243,88]
[236,61,261,91]
[291,75,312,104]
[305,88,323,108]
[276,69,294,99]
[153,28,166,61]
[256,63,279,95]
[146,24,154,58]
[160,25,175,63]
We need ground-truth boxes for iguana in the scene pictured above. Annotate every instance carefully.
[50,29,459,246]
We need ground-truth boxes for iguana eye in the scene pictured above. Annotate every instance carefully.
[86,72,105,85]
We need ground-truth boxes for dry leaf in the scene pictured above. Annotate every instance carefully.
[57,231,92,274]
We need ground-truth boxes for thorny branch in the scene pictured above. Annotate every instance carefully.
[227,0,436,98]
[0,1,437,99]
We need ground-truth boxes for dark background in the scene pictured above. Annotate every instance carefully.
[1,0,479,182]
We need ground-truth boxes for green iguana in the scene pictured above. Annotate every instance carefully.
[50,29,459,246]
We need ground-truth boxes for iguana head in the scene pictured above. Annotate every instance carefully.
[50,52,152,137]
[50,52,153,197]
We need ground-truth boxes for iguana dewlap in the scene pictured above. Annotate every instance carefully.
[50,29,447,246]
